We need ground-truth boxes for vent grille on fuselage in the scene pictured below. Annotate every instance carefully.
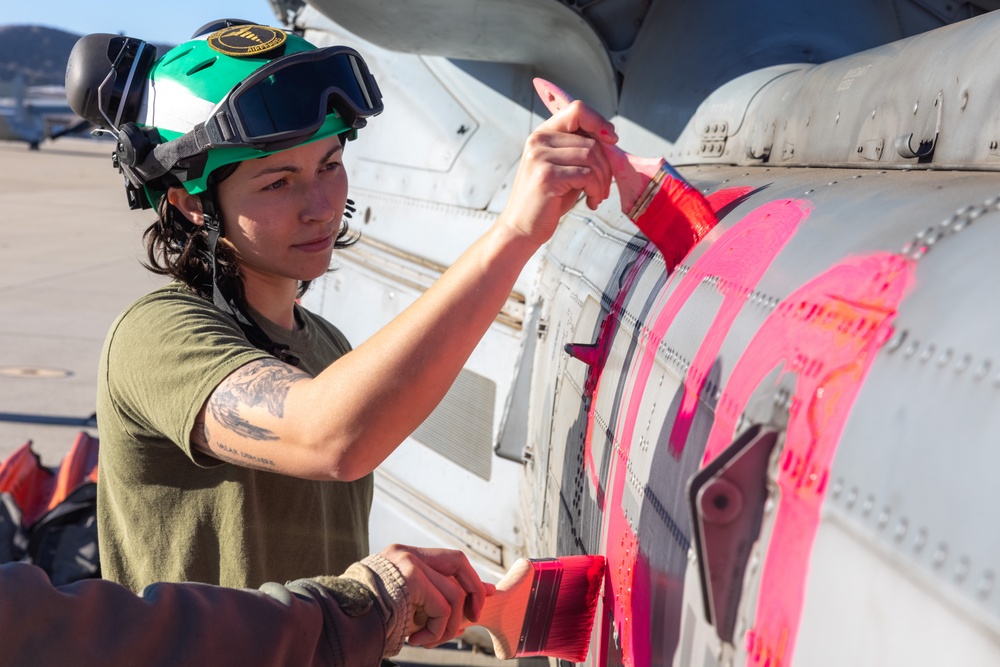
[412,368,495,480]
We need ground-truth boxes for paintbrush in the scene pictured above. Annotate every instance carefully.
[468,555,605,662]
[533,77,718,270]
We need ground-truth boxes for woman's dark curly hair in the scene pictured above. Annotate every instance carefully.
[142,164,358,302]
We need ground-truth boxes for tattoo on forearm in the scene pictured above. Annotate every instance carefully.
[208,402,280,441]
[227,359,304,418]
[208,359,307,442]
[215,442,277,470]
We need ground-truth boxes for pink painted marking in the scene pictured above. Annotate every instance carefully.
[701,253,915,667]
[666,199,810,457]
[590,193,805,666]
[581,248,655,502]
[581,187,755,495]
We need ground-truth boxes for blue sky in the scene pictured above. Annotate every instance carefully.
[2,0,280,44]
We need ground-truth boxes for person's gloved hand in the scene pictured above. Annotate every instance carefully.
[377,543,494,647]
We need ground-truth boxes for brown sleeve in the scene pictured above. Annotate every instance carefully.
[0,562,387,667]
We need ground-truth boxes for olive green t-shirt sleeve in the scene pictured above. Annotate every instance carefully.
[103,286,271,463]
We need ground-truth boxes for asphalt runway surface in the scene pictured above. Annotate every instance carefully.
[0,137,161,465]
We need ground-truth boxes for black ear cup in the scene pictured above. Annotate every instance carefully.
[65,34,156,129]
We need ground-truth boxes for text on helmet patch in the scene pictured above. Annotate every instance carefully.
[207,25,287,57]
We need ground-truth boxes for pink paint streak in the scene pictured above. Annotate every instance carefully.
[585,190,798,666]
[581,183,914,666]
[702,253,915,667]
[666,199,810,458]
[579,187,752,503]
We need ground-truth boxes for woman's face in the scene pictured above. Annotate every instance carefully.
[216,135,348,292]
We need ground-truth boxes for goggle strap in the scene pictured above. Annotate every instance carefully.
[130,124,217,184]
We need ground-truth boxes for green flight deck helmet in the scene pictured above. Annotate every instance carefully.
[66,19,383,209]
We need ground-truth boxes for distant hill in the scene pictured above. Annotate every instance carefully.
[0,25,82,87]
[0,24,175,91]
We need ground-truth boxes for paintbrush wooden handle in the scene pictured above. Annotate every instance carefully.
[464,558,534,659]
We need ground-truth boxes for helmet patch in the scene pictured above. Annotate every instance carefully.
[207,25,287,57]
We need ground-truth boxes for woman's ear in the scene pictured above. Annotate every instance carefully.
[167,187,205,225]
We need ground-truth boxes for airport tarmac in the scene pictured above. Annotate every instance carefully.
[0,137,165,465]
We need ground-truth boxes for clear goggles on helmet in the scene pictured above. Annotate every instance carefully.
[199,45,383,152]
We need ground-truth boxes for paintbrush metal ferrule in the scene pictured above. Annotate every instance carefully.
[626,161,697,221]
[626,164,668,221]
[516,558,562,655]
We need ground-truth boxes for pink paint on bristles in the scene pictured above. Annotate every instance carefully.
[469,555,605,662]
[533,78,719,270]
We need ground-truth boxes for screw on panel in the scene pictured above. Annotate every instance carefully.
[973,360,992,380]
[954,354,971,375]
[955,557,971,583]
[978,572,995,599]
[894,518,908,542]
[914,528,928,553]
[885,330,906,353]
[932,544,948,568]
[919,344,936,364]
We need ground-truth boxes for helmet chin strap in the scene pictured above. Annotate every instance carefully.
[199,195,301,366]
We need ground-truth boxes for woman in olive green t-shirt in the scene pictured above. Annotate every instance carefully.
[80,20,615,596]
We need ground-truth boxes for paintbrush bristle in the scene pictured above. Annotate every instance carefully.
[631,165,718,270]
[516,555,606,662]
[474,555,606,662]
